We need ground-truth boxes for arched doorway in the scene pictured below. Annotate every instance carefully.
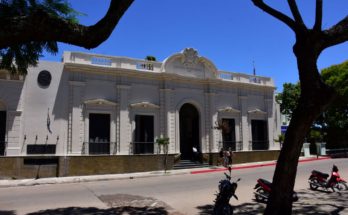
[179,103,200,160]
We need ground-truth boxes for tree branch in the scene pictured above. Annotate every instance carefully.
[313,0,323,31]
[0,0,134,49]
[287,0,304,25]
[322,16,348,49]
[251,0,296,31]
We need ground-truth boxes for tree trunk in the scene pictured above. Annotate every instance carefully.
[264,42,336,215]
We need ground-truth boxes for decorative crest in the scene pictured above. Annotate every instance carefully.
[181,48,199,67]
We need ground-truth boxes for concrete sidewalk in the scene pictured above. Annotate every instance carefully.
[0,156,330,188]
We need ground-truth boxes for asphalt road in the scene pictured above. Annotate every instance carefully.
[0,158,347,215]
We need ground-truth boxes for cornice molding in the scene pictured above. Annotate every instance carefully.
[84,98,117,106]
[130,102,160,109]
[218,106,240,113]
[248,108,267,115]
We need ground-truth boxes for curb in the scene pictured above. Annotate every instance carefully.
[190,156,331,174]
[0,156,331,188]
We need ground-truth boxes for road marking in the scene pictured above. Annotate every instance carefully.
[190,157,331,174]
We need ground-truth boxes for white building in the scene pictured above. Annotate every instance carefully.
[0,48,281,161]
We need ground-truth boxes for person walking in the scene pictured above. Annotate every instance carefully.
[223,150,230,167]
[227,147,234,166]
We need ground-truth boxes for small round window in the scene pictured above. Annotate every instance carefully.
[37,70,52,87]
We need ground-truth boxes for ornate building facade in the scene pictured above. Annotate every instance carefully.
[0,48,281,164]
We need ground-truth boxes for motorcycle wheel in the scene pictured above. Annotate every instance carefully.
[309,178,319,190]
[213,204,233,215]
[255,187,267,202]
[336,182,348,191]
[292,192,299,202]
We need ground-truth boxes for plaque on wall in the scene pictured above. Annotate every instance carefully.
[37,70,52,87]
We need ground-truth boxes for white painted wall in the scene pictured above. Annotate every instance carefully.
[0,48,280,157]
[22,61,67,155]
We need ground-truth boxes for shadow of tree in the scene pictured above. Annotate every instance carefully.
[26,206,172,215]
[196,204,213,215]
[291,189,347,215]
[196,189,347,214]
[0,211,16,215]
[196,203,265,215]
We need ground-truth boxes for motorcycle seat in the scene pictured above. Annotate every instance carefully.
[258,178,272,187]
[312,170,329,178]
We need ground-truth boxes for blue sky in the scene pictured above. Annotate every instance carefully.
[41,0,348,92]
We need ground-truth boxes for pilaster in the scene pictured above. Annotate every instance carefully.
[163,89,175,153]
[266,98,275,150]
[68,81,85,155]
[239,96,249,151]
[205,92,216,153]
[117,85,131,154]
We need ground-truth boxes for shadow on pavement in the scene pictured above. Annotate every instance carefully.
[0,211,16,215]
[25,206,170,215]
[196,189,347,214]
[196,203,265,215]
[291,190,347,215]
[196,204,213,214]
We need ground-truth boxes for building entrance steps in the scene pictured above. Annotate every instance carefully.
[172,159,211,170]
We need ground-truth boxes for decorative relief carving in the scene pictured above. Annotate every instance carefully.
[248,108,267,115]
[84,98,118,106]
[129,102,160,109]
[218,106,241,113]
[181,48,199,67]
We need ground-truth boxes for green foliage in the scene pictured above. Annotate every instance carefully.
[322,60,348,97]
[276,82,300,117]
[277,61,348,148]
[0,0,79,74]
[156,137,169,146]
[308,130,323,143]
[156,136,170,173]
[145,55,156,61]
[0,41,58,74]
[320,61,348,148]
[156,136,169,154]
[274,134,285,143]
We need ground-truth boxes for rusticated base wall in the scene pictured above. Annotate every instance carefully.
[203,150,280,165]
[0,151,280,179]
[0,155,175,179]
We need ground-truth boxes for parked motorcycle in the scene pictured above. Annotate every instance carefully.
[213,167,240,215]
[254,178,298,203]
[308,165,348,192]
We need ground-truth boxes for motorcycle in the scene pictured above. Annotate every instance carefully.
[213,167,240,215]
[308,165,348,192]
[254,178,298,203]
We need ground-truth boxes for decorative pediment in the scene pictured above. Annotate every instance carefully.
[218,106,240,113]
[84,99,117,106]
[130,102,160,109]
[248,108,267,115]
[161,48,218,79]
